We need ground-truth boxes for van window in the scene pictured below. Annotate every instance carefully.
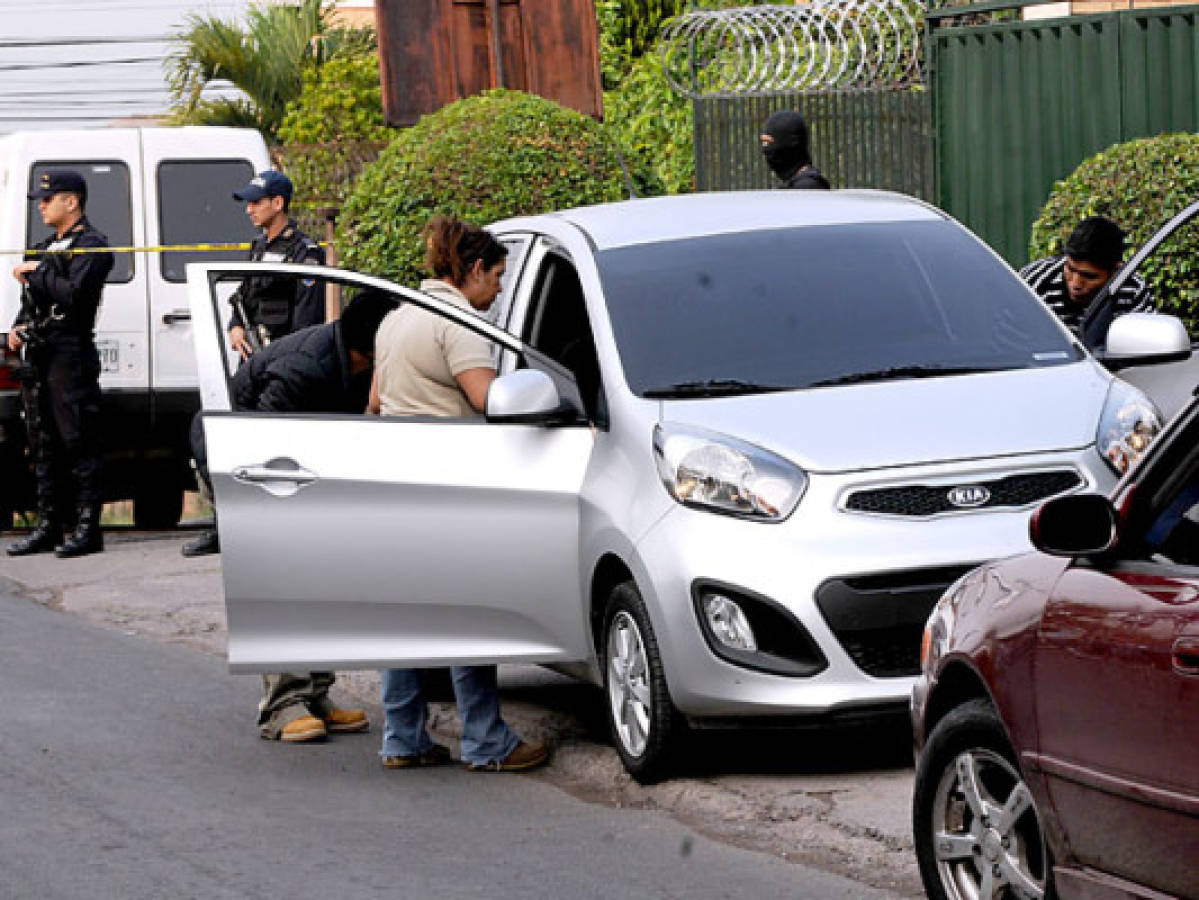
[27,161,133,283]
[158,160,257,283]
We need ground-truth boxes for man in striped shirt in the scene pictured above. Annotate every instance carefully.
[1020,216,1152,331]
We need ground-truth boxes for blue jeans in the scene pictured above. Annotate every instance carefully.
[380,666,520,766]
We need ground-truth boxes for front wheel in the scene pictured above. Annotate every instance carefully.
[602,581,684,784]
[913,698,1055,900]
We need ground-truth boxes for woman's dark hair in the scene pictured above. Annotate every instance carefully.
[424,215,508,286]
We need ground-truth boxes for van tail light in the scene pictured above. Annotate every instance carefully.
[0,340,23,392]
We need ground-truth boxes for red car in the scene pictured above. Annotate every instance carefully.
[912,395,1199,900]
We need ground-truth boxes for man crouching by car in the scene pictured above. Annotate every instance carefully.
[190,287,398,743]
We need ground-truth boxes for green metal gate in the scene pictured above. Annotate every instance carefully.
[930,2,1199,265]
[693,91,935,200]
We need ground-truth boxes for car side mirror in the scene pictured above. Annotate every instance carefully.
[1030,493,1119,556]
[1096,313,1191,371]
[485,369,578,425]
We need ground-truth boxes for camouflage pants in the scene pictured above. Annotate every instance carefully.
[257,672,336,738]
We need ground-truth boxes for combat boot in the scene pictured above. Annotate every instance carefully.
[6,510,62,556]
[55,505,103,558]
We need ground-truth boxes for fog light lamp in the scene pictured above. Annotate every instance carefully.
[702,593,757,652]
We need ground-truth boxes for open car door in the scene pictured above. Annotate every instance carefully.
[188,262,595,673]
[1083,200,1199,420]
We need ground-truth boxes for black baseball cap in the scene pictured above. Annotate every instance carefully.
[233,170,293,203]
[28,169,87,203]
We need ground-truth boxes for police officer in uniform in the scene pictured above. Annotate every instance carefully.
[181,169,324,558]
[7,170,114,558]
[227,169,326,359]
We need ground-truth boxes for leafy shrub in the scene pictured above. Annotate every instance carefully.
[603,52,693,195]
[276,50,391,233]
[278,51,389,145]
[336,90,636,284]
[597,0,762,196]
[1030,133,1199,324]
[596,0,689,88]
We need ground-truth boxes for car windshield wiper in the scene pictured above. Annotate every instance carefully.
[642,379,793,398]
[807,365,1007,388]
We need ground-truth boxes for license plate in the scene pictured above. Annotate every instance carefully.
[97,339,120,374]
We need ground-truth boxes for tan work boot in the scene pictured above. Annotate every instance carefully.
[279,715,327,743]
[467,740,550,773]
[322,707,369,734]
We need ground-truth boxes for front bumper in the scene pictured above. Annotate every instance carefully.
[631,448,1114,719]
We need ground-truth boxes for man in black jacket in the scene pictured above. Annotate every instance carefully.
[188,288,398,743]
[187,288,398,550]
[7,170,114,558]
[760,110,831,190]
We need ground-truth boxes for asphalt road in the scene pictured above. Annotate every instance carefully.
[0,581,903,900]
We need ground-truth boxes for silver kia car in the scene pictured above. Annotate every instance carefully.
[189,191,1189,782]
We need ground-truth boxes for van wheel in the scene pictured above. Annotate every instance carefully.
[913,699,1055,900]
[133,486,184,530]
[602,580,684,784]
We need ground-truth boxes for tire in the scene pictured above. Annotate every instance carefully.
[913,698,1056,900]
[602,580,685,784]
[133,484,184,530]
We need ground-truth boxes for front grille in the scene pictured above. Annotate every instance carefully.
[815,564,979,677]
[845,470,1082,518]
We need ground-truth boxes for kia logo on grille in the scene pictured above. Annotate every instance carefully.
[947,485,991,508]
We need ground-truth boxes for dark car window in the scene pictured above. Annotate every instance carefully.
[522,253,605,424]
[158,160,257,283]
[596,221,1081,397]
[27,161,132,283]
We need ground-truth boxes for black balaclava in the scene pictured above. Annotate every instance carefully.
[761,110,812,179]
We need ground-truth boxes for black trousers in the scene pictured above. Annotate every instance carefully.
[25,337,103,513]
[190,411,212,498]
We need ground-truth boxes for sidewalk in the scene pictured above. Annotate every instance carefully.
[0,527,922,897]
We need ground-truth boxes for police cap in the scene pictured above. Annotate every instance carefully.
[233,170,294,203]
[28,169,87,204]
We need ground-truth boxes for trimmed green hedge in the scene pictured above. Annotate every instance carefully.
[1030,133,1199,325]
[336,90,636,284]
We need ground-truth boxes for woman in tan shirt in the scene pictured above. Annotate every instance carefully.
[372,216,549,772]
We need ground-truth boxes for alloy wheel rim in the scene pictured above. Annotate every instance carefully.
[931,747,1048,900]
[606,611,652,757]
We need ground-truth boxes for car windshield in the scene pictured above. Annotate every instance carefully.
[595,221,1082,398]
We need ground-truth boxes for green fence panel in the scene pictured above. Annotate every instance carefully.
[693,91,935,201]
[932,4,1199,266]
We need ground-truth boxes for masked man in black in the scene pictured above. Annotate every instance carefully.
[7,170,114,558]
[760,110,831,190]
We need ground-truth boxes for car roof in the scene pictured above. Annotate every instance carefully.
[493,190,947,251]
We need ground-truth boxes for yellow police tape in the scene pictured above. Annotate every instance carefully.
[3,241,329,256]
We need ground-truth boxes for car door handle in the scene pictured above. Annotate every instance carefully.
[162,309,191,325]
[1173,637,1199,676]
[232,460,317,497]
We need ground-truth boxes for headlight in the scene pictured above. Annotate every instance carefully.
[1096,379,1161,475]
[653,423,807,521]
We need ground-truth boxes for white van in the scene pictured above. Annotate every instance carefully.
[0,126,270,528]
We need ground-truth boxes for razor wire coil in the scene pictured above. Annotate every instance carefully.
[660,1,925,98]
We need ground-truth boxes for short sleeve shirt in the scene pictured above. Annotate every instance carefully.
[374,279,495,418]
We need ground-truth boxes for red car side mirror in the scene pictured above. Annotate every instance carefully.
[1030,493,1119,557]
